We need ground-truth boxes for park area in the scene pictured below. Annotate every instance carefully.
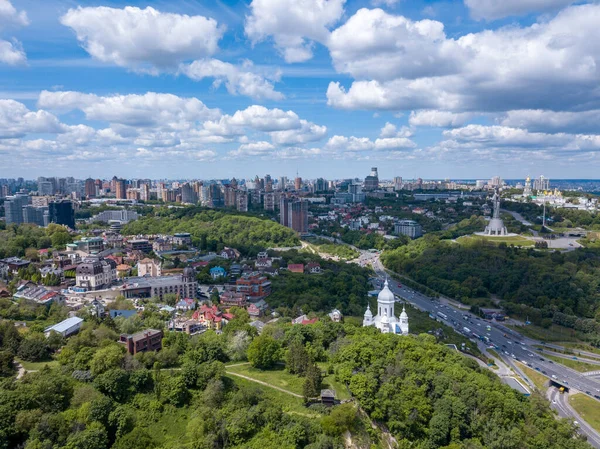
[569,394,600,433]
[225,362,351,401]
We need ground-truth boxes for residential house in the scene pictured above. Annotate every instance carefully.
[292,314,318,325]
[287,263,304,273]
[90,299,105,318]
[116,264,132,277]
[219,247,240,260]
[176,298,196,311]
[328,309,343,323]
[249,320,265,334]
[119,329,163,355]
[192,304,223,330]
[137,258,162,277]
[209,266,227,280]
[152,238,172,253]
[305,262,322,274]
[0,257,31,277]
[40,266,64,282]
[247,302,264,317]
[169,317,204,335]
[220,291,247,307]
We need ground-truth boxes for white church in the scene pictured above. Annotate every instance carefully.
[363,279,409,335]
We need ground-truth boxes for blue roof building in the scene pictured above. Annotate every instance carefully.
[209,266,226,280]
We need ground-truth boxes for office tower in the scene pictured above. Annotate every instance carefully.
[294,176,302,191]
[264,174,272,186]
[49,200,75,228]
[364,167,379,191]
[288,199,308,234]
[5,193,31,224]
[115,179,127,199]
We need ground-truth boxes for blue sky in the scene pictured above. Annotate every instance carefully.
[1,0,599,180]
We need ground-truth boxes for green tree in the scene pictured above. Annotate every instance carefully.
[247,335,280,369]
[65,422,108,449]
[18,333,49,362]
[89,345,124,376]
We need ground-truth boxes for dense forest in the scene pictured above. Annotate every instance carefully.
[268,250,372,316]
[122,207,299,256]
[0,311,588,449]
[333,329,588,449]
[0,223,73,259]
[381,236,600,343]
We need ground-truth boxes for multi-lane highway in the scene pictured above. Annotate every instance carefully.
[363,253,600,446]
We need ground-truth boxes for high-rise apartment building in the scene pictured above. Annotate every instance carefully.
[22,205,48,226]
[294,176,302,191]
[533,175,550,191]
[5,193,31,224]
[264,192,275,211]
[236,191,248,212]
[115,179,127,199]
[278,176,287,191]
[280,196,290,227]
[394,177,403,191]
[84,178,96,198]
[288,199,308,234]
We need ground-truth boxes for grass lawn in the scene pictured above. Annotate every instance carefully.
[569,394,600,433]
[559,342,600,357]
[507,323,581,343]
[224,374,319,417]
[456,235,535,247]
[225,364,305,395]
[517,362,548,392]
[543,354,599,373]
[16,358,59,371]
[141,403,191,447]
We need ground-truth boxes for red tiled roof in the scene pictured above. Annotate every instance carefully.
[287,264,304,273]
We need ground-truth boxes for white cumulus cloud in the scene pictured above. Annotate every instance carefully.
[245,0,346,62]
[181,59,283,100]
[60,6,224,72]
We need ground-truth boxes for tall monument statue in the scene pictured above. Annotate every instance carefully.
[482,188,508,236]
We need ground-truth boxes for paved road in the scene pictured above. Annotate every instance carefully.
[363,253,600,401]
[549,388,600,448]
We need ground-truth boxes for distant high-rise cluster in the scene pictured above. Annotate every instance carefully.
[533,175,550,192]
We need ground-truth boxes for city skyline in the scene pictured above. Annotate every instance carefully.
[2,0,600,178]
